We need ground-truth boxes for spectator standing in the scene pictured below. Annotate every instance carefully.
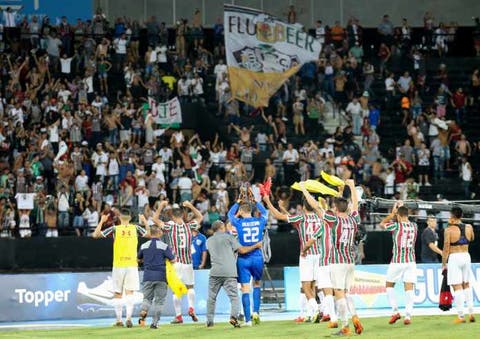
[377,14,394,46]
[114,33,128,72]
[451,88,466,125]
[346,97,362,136]
[416,142,431,186]
[460,157,472,199]
[282,143,299,186]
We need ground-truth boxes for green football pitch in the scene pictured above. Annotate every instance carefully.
[0,316,477,338]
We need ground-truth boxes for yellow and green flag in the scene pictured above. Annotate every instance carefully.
[224,4,322,107]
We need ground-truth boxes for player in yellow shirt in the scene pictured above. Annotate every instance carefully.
[93,208,149,328]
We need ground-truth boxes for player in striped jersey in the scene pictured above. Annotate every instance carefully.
[324,179,363,336]
[152,200,203,324]
[380,201,418,325]
[93,208,149,328]
[297,183,338,329]
[263,192,324,323]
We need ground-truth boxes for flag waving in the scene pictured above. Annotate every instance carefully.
[224,4,322,107]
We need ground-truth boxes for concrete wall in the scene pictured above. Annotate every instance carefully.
[93,0,480,27]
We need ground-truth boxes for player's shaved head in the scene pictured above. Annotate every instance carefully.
[172,208,183,218]
[397,206,408,217]
[334,197,348,213]
[239,203,252,214]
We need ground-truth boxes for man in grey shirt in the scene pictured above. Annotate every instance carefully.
[206,220,261,328]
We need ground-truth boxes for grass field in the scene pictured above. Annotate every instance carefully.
[0,316,477,339]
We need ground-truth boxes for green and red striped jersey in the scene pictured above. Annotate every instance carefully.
[311,219,333,266]
[384,221,417,263]
[163,220,199,264]
[287,213,323,256]
[324,210,359,264]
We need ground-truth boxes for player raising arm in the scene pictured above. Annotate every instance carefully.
[151,200,203,324]
[227,189,268,326]
[263,186,325,324]
[92,208,150,328]
[379,201,418,325]
[324,179,363,336]
[297,183,338,328]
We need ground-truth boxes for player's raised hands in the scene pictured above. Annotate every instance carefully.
[182,200,193,208]
[100,214,109,223]
[247,187,255,202]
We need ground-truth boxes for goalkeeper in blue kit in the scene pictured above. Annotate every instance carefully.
[227,188,268,326]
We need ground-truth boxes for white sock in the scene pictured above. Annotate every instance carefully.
[187,289,195,309]
[307,298,317,318]
[454,289,465,318]
[405,290,414,319]
[317,291,325,313]
[125,294,135,320]
[299,293,307,317]
[112,298,123,322]
[386,287,398,314]
[336,298,348,327]
[173,295,182,316]
[346,294,357,317]
[325,295,337,322]
[464,288,474,314]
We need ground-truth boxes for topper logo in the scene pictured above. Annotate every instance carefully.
[15,288,71,307]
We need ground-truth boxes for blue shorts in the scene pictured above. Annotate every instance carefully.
[237,255,263,284]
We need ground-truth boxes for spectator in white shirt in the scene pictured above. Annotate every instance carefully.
[57,186,70,231]
[178,172,193,202]
[282,143,299,185]
[346,97,363,135]
[114,33,128,71]
[75,170,90,193]
[397,71,412,94]
[151,156,166,183]
[2,6,22,28]
[60,53,75,79]
[191,73,204,102]
[83,205,99,235]
[177,76,191,103]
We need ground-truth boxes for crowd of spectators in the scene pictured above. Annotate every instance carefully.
[0,6,479,238]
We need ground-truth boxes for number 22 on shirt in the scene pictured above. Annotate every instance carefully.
[243,226,260,243]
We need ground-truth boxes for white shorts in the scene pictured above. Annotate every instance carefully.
[316,265,333,289]
[299,255,320,282]
[175,262,195,286]
[386,262,417,284]
[330,264,355,290]
[447,252,471,285]
[112,267,140,293]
